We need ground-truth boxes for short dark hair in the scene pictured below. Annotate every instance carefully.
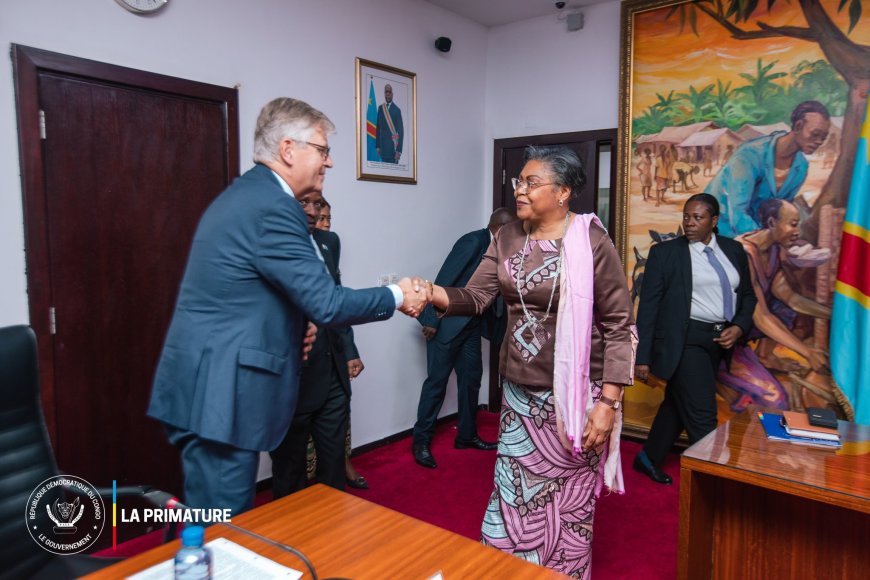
[320,196,331,209]
[523,145,586,199]
[758,199,784,227]
[685,193,720,218]
[790,100,830,128]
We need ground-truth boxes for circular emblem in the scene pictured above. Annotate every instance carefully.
[25,475,106,555]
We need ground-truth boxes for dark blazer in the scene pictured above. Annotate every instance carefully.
[375,102,404,163]
[635,235,756,381]
[294,229,359,414]
[147,164,394,451]
[418,228,497,344]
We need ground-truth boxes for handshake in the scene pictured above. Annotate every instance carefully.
[397,277,434,318]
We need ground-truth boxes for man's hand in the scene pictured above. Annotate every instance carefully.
[347,358,365,379]
[713,325,743,349]
[398,277,429,317]
[422,326,437,341]
[635,364,650,382]
[301,322,317,361]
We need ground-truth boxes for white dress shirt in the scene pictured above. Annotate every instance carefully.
[689,234,739,323]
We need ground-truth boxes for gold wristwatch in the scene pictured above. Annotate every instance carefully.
[599,395,622,410]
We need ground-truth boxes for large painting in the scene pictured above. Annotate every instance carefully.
[615,0,870,435]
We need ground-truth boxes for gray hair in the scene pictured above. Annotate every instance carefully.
[253,98,335,163]
[523,146,587,199]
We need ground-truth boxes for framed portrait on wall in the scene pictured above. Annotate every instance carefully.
[355,58,417,184]
[615,0,869,436]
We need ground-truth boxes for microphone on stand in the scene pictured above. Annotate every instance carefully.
[146,491,320,580]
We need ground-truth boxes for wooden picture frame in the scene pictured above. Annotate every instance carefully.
[615,0,868,435]
[355,58,417,184]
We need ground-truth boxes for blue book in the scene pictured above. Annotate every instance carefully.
[756,412,842,448]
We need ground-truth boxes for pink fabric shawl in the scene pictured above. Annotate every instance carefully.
[553,213,627,495]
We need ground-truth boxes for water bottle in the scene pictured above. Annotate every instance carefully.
[174,525,212,579]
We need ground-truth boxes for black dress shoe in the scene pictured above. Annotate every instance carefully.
[633,454,672,485]
[413,442,437,468]
[346,476,369,490]
[454,435,497,451]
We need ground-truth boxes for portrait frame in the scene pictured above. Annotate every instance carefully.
[615,0,867,436]
[355,57,417,184]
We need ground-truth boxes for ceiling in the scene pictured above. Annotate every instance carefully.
[425,0,607,28]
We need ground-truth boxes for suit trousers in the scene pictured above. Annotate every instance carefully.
[413,321,483,444]
[643,320,724,464]
[165,425,259,520]
[269,370,349,498]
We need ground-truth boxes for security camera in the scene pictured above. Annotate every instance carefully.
[555,1,566,8]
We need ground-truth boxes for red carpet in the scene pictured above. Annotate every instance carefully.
[346,412,680,579]
[102,412,680,578]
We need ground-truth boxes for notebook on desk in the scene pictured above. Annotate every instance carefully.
[782,410,841,441]
[756,412,842,448]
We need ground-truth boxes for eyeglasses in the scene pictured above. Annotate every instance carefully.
[298,199,326,210]
[305,141,331,160]
[511,178,555,193]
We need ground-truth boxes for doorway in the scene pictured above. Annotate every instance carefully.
[13,45,239,498]
[489,129,617,408]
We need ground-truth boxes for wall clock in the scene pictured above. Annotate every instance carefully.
[115,0,169,14]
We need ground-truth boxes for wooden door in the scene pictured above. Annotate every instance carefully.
[13,45,239,498]
[489,129,617,408]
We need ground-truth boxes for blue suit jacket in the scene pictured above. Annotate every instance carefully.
[147,164,394,451]
[419,228,495,344]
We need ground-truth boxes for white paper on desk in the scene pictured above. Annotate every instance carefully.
[127,537,303,579]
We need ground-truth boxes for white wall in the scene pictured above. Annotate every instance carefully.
[0,0,624,465]
[485,0,622,169]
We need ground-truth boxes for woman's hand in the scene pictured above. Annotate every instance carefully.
[582,403,616,452]
[713,325,743,349]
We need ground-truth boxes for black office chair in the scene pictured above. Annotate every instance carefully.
[0,325,164,579]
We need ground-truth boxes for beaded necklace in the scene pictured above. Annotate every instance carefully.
[515,211,571,333]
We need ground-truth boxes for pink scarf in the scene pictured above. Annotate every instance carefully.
[553,213,626,495]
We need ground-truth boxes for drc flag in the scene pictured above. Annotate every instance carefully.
[366,79,379,162]
[832,100,870,425]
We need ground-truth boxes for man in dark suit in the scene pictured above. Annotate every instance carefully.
[147,98,427,517]
[269,219,359,496]
[375,84,403,164]
[412,208,514,468]
[633,193,756,484]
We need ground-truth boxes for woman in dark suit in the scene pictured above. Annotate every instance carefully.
[633,193,756,484]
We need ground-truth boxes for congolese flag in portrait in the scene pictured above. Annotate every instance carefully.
[831,100,870,425]
[366,79,379,162]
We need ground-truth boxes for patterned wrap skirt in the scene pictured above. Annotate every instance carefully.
[481,378,603,579]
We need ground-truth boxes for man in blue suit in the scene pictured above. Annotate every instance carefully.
[412,208,514,468]
[147,98,426,516]
[375,84,403,164]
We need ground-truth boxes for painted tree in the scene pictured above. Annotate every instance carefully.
[676,83,716,122]
[670,0,870,242]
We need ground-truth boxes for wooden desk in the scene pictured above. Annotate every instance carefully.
[85,484,565,579]
[679,409,870,579]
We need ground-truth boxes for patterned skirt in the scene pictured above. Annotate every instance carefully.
[481,379,603,579]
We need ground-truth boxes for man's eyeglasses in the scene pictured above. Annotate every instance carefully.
[511,178,555,193]
[305,141,331,160]
[299,199,326,210]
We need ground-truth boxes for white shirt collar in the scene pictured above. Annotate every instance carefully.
[271,169,295,197]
